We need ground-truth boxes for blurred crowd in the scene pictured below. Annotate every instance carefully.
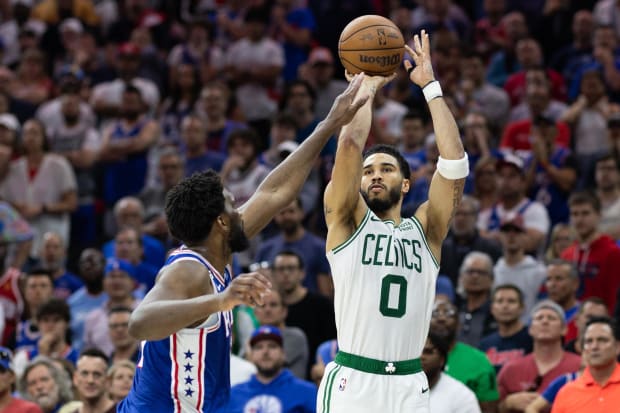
[0,0,620,412]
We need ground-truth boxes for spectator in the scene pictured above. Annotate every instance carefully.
[421,332,482,413]
[71,349,116,413]
[112,227,157,294]
[2,118,78,257]
[486,11,529,87]
[14,298,78,376]
[29,232,83,300]
[544,223,575,261]
[561,191,620,311]
[255,199,331,296]
[440,195,502,287]
[272,250,336,377]
[15,269,55,354]
[0,346,43,412]
[107,307,139,364]
[595,153,620,238]
[497,300,582,413]
[259,113,298,169]
[281,80,321,147]
[228,326,316,413]
[478,154,550,254]
[102,197,165,269]
[473,157,500,212]
[194,82,245,155]
[430,299,499,413]
[524,365,584,413]
[82,258,140,357]
[309,339,338,386]
[545,260,581,343]
[180,115,226,177]
[299,47,347,119]
[524,114,577,225]
[457,50,510,130]
[252,290,309,380]
[8,49,52,107]
[158,63,199,150]
[19,356,74,413]
[139,147,184,245]
[106,360,135,404]
[225,7,284,140]
[565,297,609,355]
[90,43,160,117]
[67,248,107,352]
[398,110,430,174]
[370,88,408,146]
[551,316,620,412]
[479,285,533,373]
[493,216,546,319]
[456,252,497,347]
[31,0,99,27]
[99,85,160,210]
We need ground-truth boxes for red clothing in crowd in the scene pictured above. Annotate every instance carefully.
[500,119,571,152]
[504,69,567,106]
[0,267,23,346]
[561,235,620,312]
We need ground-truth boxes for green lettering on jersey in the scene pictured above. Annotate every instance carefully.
[401,239,413,269]
[412,240,422,272]
[384,235,394,266]
[379,274,408,318]
[373,234,387,265]
[361,234,375,265]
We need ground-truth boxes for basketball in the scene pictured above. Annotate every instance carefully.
[338,15,405,77]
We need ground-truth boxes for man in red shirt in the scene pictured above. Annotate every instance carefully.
[552,316,620,413]
[561,191,620,311]
[0,346,42,413]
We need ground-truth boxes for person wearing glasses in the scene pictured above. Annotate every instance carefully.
[430,299,499,413]
[0,346,42,413]
[497,300,582,412]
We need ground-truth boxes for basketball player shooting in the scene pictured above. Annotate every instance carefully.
[317,30,468,413]
[117,74,369,413]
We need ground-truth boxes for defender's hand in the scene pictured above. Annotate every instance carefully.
[403,30,436,88]
[324,73,370,129]
[219,272,272,310]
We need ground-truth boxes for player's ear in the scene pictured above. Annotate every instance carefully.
[402,178,410,194]
[215,214,228,232]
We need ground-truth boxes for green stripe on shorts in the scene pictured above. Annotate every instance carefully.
[325,365,341,413]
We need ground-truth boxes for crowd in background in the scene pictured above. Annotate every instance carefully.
[1,0,620,412]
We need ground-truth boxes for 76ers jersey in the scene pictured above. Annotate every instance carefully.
[327,209,439,361]
[118,247,233,413]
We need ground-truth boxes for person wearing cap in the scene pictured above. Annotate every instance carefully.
[493,215,546,319]
[524,114,577,225]
[300,47,348,119]
[0,346,43,413]
[228,326,317,413]
[478,153,550,254]
[497,300,582,413]
[560,190,620,312]
[82,258,140,357]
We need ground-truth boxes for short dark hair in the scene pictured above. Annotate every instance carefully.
[281,80,316,110]
[37,298,71,322]
[363,144,411,180]
[595,152,620,170]
[568,190,601,213]
[25,268,55,285]
[272,113,298,131]
[273,250,305,270]
[108,306,133,317]
[226,128,260,156]
[165,170,226,244]
[578,297,608,315]
[426,331,450,369]
[491,284,524,306]
[402,110,427,124]
[79,348,110,366]
[583,316,620,342]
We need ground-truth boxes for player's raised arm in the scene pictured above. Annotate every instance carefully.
[323,74,394,245]
[239,74,368,239]
[406,31,468,258]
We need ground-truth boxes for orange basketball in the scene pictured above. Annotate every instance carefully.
[338,15,405,77]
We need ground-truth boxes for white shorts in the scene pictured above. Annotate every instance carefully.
[317,361,430,413]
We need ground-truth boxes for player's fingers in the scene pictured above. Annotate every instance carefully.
[404,44,415,57]
[414,34,422,53]
[345,72,364,96]
[344,70,356,82]
[422,30,430,54]
[351,93,369,111]
[403,59,412,71]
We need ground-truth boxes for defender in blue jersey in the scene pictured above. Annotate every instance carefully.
[117,74,369,413]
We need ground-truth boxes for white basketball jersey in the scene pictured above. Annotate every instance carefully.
[327,209,439,361]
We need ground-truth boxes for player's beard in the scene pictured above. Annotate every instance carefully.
[228,216,250,253]
[361,184,401,213]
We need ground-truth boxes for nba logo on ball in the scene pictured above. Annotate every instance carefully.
[339,377,347,391]
[338,15,405,76]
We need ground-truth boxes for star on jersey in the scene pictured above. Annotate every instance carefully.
[184,350,194,359]
[184,388,194,397]
[185,376,194,385]
[184,363,193,372]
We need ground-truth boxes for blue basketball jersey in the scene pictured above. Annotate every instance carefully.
[118,247,233,413]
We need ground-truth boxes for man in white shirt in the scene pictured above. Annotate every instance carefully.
[422,332,482,413]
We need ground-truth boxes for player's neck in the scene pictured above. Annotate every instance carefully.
[187,244,229,275]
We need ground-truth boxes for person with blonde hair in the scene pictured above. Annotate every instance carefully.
[545,223,575,261]
[107,360,135,403]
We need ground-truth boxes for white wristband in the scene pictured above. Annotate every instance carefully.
[423,80,443,103]
[436,154,469,180]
